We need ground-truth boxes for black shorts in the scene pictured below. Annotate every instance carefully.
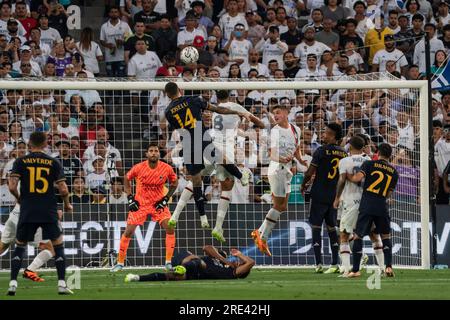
[355,212,391,238]
[171,250,193,266]
[16,221,62,242]
[308,201,337,227]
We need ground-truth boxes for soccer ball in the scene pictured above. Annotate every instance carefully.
[180,46,199,64]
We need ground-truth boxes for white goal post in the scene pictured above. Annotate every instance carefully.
[0,79,430,270]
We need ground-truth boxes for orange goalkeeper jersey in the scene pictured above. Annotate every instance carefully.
[126,160,177,207]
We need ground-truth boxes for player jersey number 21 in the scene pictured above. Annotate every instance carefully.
[174,108,196,129]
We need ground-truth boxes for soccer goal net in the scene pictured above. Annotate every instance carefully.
[0,75,430,270]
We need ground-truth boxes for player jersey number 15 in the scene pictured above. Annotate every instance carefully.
[27,166,50,193]
[327,158,340,180]
[174,108,196,129]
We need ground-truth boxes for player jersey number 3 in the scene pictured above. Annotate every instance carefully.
[366,170,393,197]
[27,167,50,193]
[327,158,340,179]
[174,108,196,129]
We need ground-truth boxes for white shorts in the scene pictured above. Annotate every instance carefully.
[339,200,360,234]
[213,141,236,165]
[1,207,46,247]
[268,165,293,197]
[215,165,234,182]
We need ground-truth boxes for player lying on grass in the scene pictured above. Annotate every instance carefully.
[124,245,255,282]
[111,142,178,272]
[164,82,252,229]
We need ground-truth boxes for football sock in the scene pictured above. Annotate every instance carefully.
[372,241,385,269]
[259,208,281,241]
[10,244,26,281]
[328,228,339,265]
[165,233,176,263]
[215,191,231,230]
[171,182,193,222]
[118,235,131,264]
[222,164,242,179]
[312,227,322,265]
[340,242,351,273]
[193,186,206,216]
[54,244,66,281]
[382,238,393,268]
[27,249,53,272]
[352,238,363,272]
[139,273,167,281]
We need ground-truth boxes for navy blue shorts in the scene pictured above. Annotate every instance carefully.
[171,250,194,266]
[308,201,337,227]
[16,222,62,242]
[355,212,391,238]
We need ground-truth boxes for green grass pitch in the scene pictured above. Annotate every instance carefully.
[1,268,450,300]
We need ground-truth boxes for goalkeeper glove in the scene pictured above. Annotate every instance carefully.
[155,196,169,210]
[127,195,140,212]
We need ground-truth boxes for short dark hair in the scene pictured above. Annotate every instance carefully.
[349,136,365,150]
[378,143,393,158]
[111,177,123,184]
[216,90,229,100]
[412,13,424,22]
[326,123,343,141]
[147,141,159,150]
[164,82,179,98]
[424,23,436,30]
[433,120,443,128]
[29,131,47,148]
[268,25,279,33]
[356,133,370,146]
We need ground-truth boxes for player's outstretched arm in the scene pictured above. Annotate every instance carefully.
[247,114,265,129]
[57,181,73,213]
[231,249,255,278]
[206,103,252,121]
[8,176,20,204]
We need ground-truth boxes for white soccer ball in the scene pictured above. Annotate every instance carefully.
[180,46,199,64]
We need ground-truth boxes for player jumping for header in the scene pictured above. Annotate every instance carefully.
[163,82,252,229]
[252,104,306,256]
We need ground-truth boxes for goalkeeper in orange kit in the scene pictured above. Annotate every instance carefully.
[110,142,178,272]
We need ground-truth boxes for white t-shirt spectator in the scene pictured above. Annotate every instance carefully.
[0,19,26,37]
[100,20,132,63]
[414,37,445,73]
[255,39,288,68]
[76,41,103,74]
[295,68,327,94]
[0,183,16,207]
[109,192,128,204]
[240,62,270,78]
[219,13,248,43]
[397,122,415,150]
[177,27,206,47]
[435,139,450,176]
[13,60,43,76]
[127,50,162,79]
[84,143,122,163]
[262,89,296,105]
[228,39,253,65]
[373,48,408,73]
[39,27,61,48]
[347,51,364,71]
[294,41,331,69]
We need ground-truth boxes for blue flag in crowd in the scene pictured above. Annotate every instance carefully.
[432,60,450,90]
[397,0,405,9]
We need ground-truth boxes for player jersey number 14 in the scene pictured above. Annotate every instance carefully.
[174,108,196,129]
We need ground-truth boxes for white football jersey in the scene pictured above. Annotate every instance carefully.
[269,123,301,171]
[212,102,249,144]
[339,154,371,202]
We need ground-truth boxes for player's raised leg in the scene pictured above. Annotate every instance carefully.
[212,171,234,243]
[168,180,193,228]
[23,241,54,282]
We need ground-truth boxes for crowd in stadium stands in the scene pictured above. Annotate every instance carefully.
[0,0,450,210]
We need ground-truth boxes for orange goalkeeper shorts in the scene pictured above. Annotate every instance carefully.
[127,206,171,226]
